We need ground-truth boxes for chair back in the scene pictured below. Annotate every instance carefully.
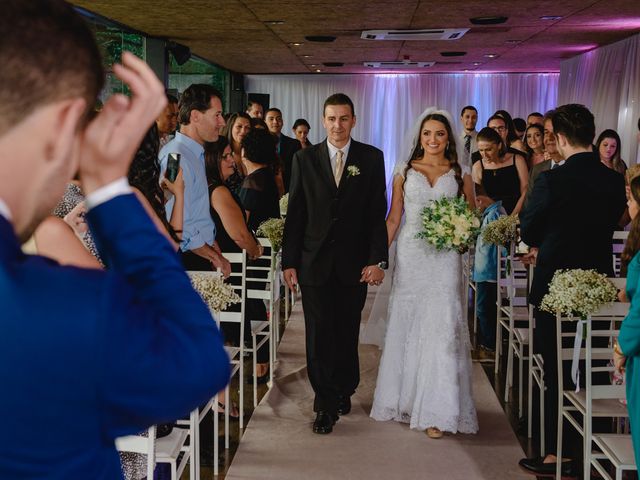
[115,426,156,479]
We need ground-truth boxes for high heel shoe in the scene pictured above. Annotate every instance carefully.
[426,427,443,439]
[216,401,239,419]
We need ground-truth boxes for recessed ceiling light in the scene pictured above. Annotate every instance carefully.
[469,16,508,25]
[301,55,313,58]
[484,53,498,58]
[289,42,303,46]
[309,64,318,67]
[264,20,285,25]
[315,69,322,72]
[473,62,482,66]
[305,35,337,43]
[440,51,467,57]
[540,15,563,20]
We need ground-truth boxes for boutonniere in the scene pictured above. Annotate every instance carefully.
[347,165,360,178]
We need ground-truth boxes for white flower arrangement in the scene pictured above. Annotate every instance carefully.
[347,165,360,178]
[189,272,241,313]
[482,215,518,246]
[279,193,289,217]
[416,196,481,253]
[540,269,618,319]
[257,217,285,251]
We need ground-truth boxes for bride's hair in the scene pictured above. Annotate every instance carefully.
[403,113,464,196]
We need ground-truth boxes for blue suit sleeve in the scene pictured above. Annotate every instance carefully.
[86,194,230,438]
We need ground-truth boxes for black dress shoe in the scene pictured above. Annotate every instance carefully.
[337,396,351,415]
[518,457,577,478]
[312,411,338,434]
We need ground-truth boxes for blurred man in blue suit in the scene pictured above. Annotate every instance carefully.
[0,1,230,478]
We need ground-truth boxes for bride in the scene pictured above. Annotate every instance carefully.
[370,108,478,438]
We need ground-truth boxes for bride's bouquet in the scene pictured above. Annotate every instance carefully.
[416,196,481,253]
[189,272,241,313]
[540,269,617,319]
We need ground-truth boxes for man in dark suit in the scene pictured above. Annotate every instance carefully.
[518,104,626,477]
[265,107,302,193]
[282,93,388,434]
[0,2,230,478]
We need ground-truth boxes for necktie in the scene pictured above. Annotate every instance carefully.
[551,162,558,170]
[335,150,344,186]
[464,135,471,157]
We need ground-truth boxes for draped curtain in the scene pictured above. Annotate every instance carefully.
[559,33,640,165]
[245,73,558,182]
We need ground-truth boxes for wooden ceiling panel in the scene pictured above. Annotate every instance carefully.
[70,0,640,74]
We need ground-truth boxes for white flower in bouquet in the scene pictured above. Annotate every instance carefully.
[416,196,481,253]
[257,217,285,251]
[279,193,289,217]
[189,272,241,313]
[540,269,617,319]
[482,215,518,246]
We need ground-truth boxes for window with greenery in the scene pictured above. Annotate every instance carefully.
[169,55,229,99]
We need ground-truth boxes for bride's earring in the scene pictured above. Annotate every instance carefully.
[445,142,450,155]
[417,144,424,156]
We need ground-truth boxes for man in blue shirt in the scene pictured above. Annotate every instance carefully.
[160,84,230,275]
[0,2,230,478]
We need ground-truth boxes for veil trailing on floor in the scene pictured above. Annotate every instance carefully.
[359,107,465,348]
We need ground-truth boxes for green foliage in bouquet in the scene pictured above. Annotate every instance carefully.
[540,269,617,319]
[257,218,285,251]
[416,196,481,253]
[482,215,518,246]
[189,272,241,313]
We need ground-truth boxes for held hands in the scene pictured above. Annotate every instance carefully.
[360,265,384,286]
[78,52,167,194]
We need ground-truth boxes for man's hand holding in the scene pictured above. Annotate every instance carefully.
[360,265,384,286]
[284,268,298,291]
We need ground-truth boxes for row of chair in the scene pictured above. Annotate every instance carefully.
[114,237,293,478]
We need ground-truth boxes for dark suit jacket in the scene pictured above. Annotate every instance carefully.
[523,159,551,209]
[282,139,388,286]
[279,133,302,193]
[0,194,230,479]
[520,152,626,305]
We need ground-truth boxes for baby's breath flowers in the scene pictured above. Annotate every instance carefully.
[541,269,617,319]
[482,215,518,246]
[279,193,288,217]
[189,272,240,313]
[257,218,285,251]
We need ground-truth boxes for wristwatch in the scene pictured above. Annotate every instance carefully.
[377,261,388,270]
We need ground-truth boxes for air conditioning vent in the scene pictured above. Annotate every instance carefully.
[364,61,436,69]
[361,29,468,41]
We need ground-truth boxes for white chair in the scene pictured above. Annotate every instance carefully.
[612,231,629,277]
[115,426,156,480]
[555,300,631,480]
[245,237,281,407]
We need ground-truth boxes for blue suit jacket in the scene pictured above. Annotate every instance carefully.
[0,194,230,479]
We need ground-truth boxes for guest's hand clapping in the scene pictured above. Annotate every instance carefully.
[78,52,167,195]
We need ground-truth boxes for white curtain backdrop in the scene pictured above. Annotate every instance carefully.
[559,33,640,165]
[245,73,558,181]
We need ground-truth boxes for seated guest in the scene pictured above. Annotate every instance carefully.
[471,126,528,355]
[0,3,230,479]
[246,100,264,119]
[206,137,264,402]
[597,128,628,175]
[223,112,252,193]
[615,175,640,468]
[524,123,545,168]
[156,93,178,148]
[513,117,527,139]
[292,118,313,148]
[239,128,280,381]
[494,109,527,154]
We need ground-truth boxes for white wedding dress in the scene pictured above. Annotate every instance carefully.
[370,167,478,434]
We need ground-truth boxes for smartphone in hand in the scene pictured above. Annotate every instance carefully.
[166,153,180,182]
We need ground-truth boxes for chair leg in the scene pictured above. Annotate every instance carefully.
[504,327,514,403]
[518,346,524,418]
[527,366,533,438]
[253,334,258,408]
[556,397,563,479]
[540,378,545,456]
[224,385,230,450]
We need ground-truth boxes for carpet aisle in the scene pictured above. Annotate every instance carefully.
[226,290,530,480]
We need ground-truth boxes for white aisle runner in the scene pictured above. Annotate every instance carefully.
[226,291,530,480]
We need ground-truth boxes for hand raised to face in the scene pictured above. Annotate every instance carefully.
[78,52,167,194]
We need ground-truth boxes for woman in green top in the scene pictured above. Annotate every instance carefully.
[615,175,640,465]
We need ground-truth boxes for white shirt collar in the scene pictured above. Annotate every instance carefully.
[327,137,352,160]
[553,159,566,167]
[0,198,12,221]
